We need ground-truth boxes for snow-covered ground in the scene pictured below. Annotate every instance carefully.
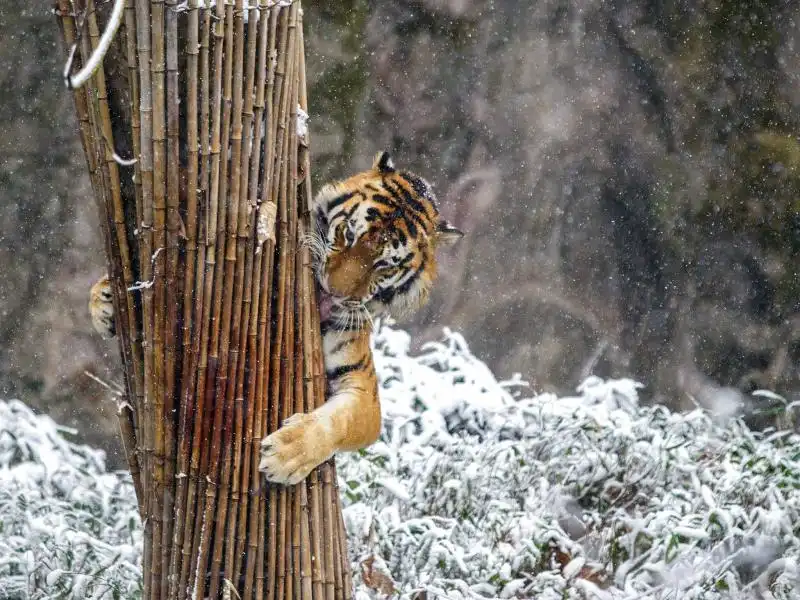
[1,323,798,599]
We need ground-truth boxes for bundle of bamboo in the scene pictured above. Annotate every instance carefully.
[55,1,352,598]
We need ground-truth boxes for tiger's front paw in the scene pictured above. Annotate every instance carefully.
[259,413,333,485]
[89,275,116,339]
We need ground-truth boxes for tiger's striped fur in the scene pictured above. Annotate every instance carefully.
[259,151,462,484]
[88,151,461,486]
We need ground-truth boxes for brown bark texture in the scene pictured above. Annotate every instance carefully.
[54,1,352,598]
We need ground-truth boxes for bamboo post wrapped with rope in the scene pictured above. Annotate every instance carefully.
[54,1,352,598]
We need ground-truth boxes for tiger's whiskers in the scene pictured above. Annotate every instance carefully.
[300,231,328,263]
[333,299,373,333]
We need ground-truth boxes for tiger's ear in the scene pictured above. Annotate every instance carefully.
[372,151,395,173]
[435,220,464,246]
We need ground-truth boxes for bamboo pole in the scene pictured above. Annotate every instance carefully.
[162,0,181,594]
[120,0,147,503]
[239,5,275,597]
[226,0,261,587]
[149,0,169,595]
[296,20,325,600]
[169,0,200,594]
[177,4,212,596]
[56,2,354,598]
[284,10,303,600]
[133,0,155,594]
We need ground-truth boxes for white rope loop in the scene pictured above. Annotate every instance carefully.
[63,0,126,90]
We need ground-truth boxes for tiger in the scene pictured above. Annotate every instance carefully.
[89,151,462,485]
[259,151,462,484]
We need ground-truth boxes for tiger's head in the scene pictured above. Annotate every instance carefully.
[308,152,463,328]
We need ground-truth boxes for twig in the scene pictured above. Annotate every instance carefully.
[82,370,124,396]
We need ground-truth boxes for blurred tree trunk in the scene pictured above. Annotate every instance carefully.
[55,1,352,598]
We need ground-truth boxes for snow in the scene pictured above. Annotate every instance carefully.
[296,105,309,140]
[1,322,799,598]
[0,400,141,599]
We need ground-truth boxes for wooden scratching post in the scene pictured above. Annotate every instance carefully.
[55,1,353,598]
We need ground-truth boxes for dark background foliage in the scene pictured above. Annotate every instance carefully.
[1,0,797,465]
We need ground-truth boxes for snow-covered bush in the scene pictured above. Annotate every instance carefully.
[342,325,800,599]
[0,400,141,599]
[1,323,798,599]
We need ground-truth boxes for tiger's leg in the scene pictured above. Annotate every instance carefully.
[259,330,381,485]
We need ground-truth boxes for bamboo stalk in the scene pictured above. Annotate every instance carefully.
[242,5,277,598]
[290,486,299,600]
[293,274,304,600]
[169,0,200,594]
[254,240,276,600]
[269,8,299,599]
[132,0,156,594]
[269,134,289,600]
[241,239,270,600]
[296,227,313,600]
[310,270,331,599]
[227,0,262,587]
[296,20,325,599]
[207,0,235,355]
[97,8,144,516]
[284,11,305,599]
[149,0,169,595]
[248,2,273,214]
[336,487,353,599]
[179,213,208,600]
[204,0,225,253]
[323,464,337,600]
[266,9,291,600]
[160,0,182,594]
[254,12,280,600]
[134,0,154,482]
[124,0,143,230]
[178,5,212,596]
[289,18,303,600]
[198,4,212,200]
[121,0,147,456]
[210,0,246,597]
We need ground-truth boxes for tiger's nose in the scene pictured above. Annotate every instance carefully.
[345,228,355,246]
